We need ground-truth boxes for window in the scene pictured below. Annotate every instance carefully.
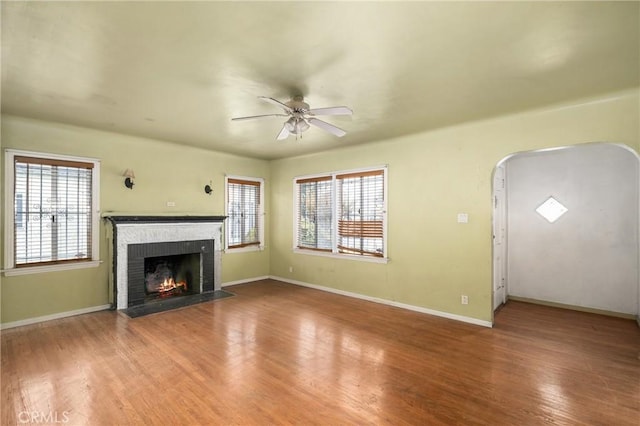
[336,170,385,257]
[296,176,333,251]
[295,166,387,261]
[225,176,264,251]
[4,149,101,274]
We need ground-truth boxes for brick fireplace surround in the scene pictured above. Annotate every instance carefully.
[105,216,226,310]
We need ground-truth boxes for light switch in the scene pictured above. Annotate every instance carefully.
[457,213,468,223]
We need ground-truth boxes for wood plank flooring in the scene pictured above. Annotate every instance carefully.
[2,279,639,425]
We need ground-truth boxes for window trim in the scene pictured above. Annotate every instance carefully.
[293,165,388,263]
[224,175,265,253]
[3,149,101,276]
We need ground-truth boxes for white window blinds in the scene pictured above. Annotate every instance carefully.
[14,156,94,266]
[227,178,261,248]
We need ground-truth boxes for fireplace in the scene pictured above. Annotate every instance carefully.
[105,216,225,310]
[127,239,214,306]
[144,254,195,298]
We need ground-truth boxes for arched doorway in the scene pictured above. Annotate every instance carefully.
[492,143,639,322]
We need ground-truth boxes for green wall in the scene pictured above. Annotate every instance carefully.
[269,89,640,323]
[2,88,638,325]
[1,116,270,323]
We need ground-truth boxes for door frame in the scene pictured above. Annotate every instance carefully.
[492,163,507,313]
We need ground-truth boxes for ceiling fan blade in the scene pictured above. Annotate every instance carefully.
[259,96,294,113]
[307,118,347,137]
[307,106,353,116]
[276,124,290,140]
[231,113,288,121]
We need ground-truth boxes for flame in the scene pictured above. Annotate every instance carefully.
[158,277,187,294]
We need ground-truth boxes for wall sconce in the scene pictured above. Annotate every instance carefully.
[204,182,213,195]
[123,169,135,189]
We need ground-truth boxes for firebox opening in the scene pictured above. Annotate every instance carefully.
[144,253,200,301]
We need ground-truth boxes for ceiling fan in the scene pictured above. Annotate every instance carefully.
[232,96,353,140]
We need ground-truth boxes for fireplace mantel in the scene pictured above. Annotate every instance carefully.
[105,215,227,224]
[105,215,226,310]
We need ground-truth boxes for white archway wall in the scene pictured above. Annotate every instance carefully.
[503,143,639,315]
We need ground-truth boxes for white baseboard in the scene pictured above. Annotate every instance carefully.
[222,275,271,288]
[270,275,493,328]
[1,277,492,330]
[1,304,112,330]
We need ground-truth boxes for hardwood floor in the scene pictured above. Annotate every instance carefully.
[2,279,639,425]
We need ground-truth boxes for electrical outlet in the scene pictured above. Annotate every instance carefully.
[289,266,293,273]
[167,201,176,207]
[461,295,469,305]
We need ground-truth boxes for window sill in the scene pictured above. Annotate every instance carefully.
[225,245,264,254]
[2,260,102,276]
[293,248,389,264]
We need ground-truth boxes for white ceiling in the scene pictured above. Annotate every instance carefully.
[2,2,638,160]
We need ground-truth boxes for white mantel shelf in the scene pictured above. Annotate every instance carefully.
[104,215,227,223]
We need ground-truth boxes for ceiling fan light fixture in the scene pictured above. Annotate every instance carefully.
[297,120,310,133]
[285,117,296,132]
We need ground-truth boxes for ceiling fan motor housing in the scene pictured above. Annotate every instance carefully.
[285,96,310,113]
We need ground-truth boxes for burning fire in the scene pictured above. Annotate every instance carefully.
[158,277,187,294]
